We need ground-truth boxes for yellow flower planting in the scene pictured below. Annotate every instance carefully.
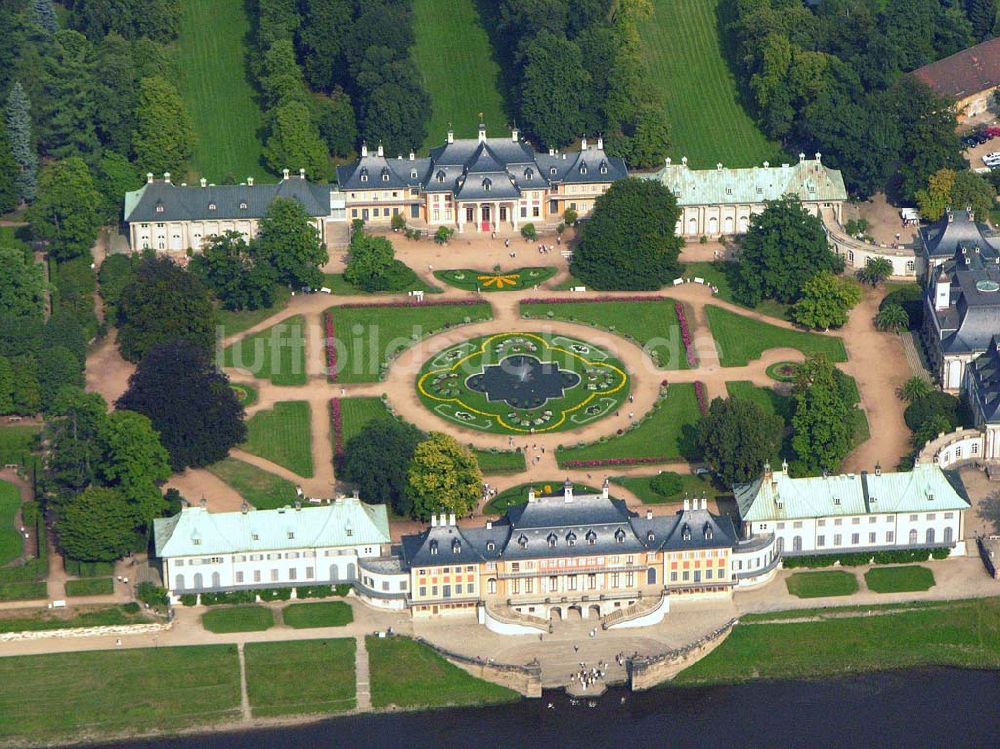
[477,273,520,289]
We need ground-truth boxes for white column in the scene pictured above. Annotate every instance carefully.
[457,203,465,233]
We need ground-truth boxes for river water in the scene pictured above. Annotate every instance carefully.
[90,668,1000,749]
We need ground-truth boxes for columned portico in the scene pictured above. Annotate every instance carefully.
[456,201,518,232]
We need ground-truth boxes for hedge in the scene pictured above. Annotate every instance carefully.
[199,589,257,606]
[257,587,293,602]
[295,585,334,599]
[782,548,951,568]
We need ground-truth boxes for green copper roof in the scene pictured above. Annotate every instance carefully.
[154,499,390,558]
[734,463,969,522]
[640,157,847,206]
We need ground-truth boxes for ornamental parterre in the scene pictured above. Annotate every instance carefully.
[416,332,630,434]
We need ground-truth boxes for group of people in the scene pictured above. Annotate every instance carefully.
[571,661,608,691]
[481,483,498,506]
[535,241,558,254]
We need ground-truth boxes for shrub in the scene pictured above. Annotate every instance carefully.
[257,587,293,602]
[199,589,257,606]
[391,213,406,231]
[334,583,351,597]
[65,559,115,577]
[434,226,454,244]
[137,582,169,607]
[123,602,140,614]
[904,392,966,431]
[520,223,537,241]
[179,594,198,606]
[783,548,950,568]
[296,585,333,599]
[649,472,684,497]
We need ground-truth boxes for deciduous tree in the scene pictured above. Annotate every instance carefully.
[190,231,277,311]
[45,387,108,495]
[519,31,589,148]
[406,433,482,520]
[132,76,195,178]
[263,99,329,180]
[791,355,856,474]
[255,198,328,290]
[343,229,396,291]
[340,417,423,516]
[98,409,171,525]
[57,486,137,562]
[735,197,842,307]
[117,340,246,471]
[0,246,44,320]
[26,157,102,261]
[791,271,862,330]
[697,396,783,487]
[37,346,84,413]
[571,178,682,290]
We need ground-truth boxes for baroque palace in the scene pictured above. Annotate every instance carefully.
[154,466,969,634]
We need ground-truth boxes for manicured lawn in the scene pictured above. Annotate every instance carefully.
[682,261,791,320]
[0,480,23,566]
[201,605,274,634]
[520,298,688,369]
[177,0,268,182]
[864,565,936,593]
[435,267,557,292]
[230,382,258,407]
[327,303,492,384]
[556,383,701,467]
[338,397,392,444]
[638,0,783,169]
[0,424,41,472]
[217,287,291,339]
[322,272,441,296]
[612,473,720,505]
[485,482,598,515]
[367,636,518,709]
[244,639,356,717]
[411,0,508,152]
[223,315,307,386]
[705,305,847,366]
[0,645,241,743]
[242,401,314,478]
[282,601,354,629]
[473,449,527,475]
[206,457,300,510]
[64,578,114,597]
[0,581,46,601]
[675,597,1000,685]
[785,570,859,599]
[0,605,150,633]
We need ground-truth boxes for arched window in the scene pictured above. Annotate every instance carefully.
[346,562,356,580]
[239,202,247,210]
[436,170,446,183]
[518,534,528,549]
[550,167,557,176]
[792,536,802,552]
[488,578,497,594]
[547,533,557,548]
[155,204,164,213]
[330,564,340,581]
[429,540,438,555]
[211,571,221,588]
[586,530,597,546]
[175,574,185,591]
[909,528,918,545]
[566,532,576,546]
[193,573,203,589]
[926,528,935,545]
[775,537,785,554]
[482,177,492,192]
[208,203,216,211]
[524,168,533,180]
[944,526,954,544]
[615,528,626,543]
[599,161,608,175]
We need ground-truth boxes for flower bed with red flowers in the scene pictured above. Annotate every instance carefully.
[562,456,672,469]
[695,381,708,415]
[324,311,337,383]
[330,399,344,461]
[520,295,673,305]
[676,302,697,367]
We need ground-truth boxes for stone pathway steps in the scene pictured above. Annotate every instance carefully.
[355,634,372,711]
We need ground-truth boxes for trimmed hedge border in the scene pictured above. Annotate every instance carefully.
[782,548,951,569]
[179,583,353,605]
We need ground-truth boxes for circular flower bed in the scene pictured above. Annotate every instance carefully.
[766,361,800,383]
[416,332,629,434]
[230,383,258,406]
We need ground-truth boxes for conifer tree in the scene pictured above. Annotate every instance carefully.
[5,82,38,202]
[30,0,58,34]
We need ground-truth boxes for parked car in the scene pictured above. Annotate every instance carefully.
[983,153,1000,166]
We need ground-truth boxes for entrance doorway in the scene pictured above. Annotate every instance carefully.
[481,204,491,232]
[499,205,507,223]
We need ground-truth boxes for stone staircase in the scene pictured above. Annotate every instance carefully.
[601,596,662,630]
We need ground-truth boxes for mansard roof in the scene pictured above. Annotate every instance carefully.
[641,156,847,206]
[124,176,331,223]
[153,499,390,558]
[968,339,1000,422]
[734,463,969,523]
[335,151,432,191]
[919,207,1000,261]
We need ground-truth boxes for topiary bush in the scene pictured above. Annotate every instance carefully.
[137,582,169,608]
[334,583,352,597]
[649,472,684,497]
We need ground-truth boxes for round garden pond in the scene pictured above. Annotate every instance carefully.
[416,332,630,433]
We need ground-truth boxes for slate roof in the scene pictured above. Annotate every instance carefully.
[399,487,735,568]
[733,464,969,523]
[153,499,390,558]
[968,339,1000,423]
[923,210,1000,355]
[124,177,331,223]
[640,157,847,206]
[335,150,431,191]
[913,36,1000,100]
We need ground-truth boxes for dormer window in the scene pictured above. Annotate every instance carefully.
[647,531,655,542]
[436,170,445,183]
[547,533,557,548]
[518,534,527,549]
[599,161,607,175]
[579,165,588,175]
[550,167,557,176]
[192,537,201,546]
[833,497,841,506]
[239,201,248,210]
[430,540,438,556]
[410,169,417,179]
[208,203,216,211]
[726,188,732,195]
[252,533,259,541]
[524,168,533,180]
[487,541,495,551]
[704,525,713,540]
[614,529,625,544]
[381,168,390,182]
[360,168,368,183]
[482,177,492,192]
[586,530,597,546]
[346,528,353,536]
[452,539,461,554]
[682,524,691,541]
[155,204,165,213]
[566,532,576,547]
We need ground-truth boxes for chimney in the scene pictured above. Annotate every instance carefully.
[683,498,690,511]
[163,172,171,184]
[527,486,536,503]
[597,135,603,150]
[478,122,487,142]
[486,521,492,529]
[716,163,723,170]
[447,127,454,144]
[799,152,805,162]
[247,177,254,186]
[241,501,249,514]
[282,168,290,180]
[563,479,573,503]
[947,208,954,223]
[361,142,368,157]
[763,161,769,168]
[431,514,438,527]
[548,148,554,156]
[581,136,588,151]
[702,497,708,510]
[665,157,671,166]
[645,509,653,520]
[511,126,519,142]
[299,168,306,179]
[377,143,384,157]
[448,512,455,526]
[815,152,822,162]
[146,172,154,183]
[199,177,207,188]
[763,461,772,480]
[409,150,415,161]
[352,489,359,500]
[875,462,882,477]
[602,477,609,499]
[781,459,789,474]
[935,267,950,311]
